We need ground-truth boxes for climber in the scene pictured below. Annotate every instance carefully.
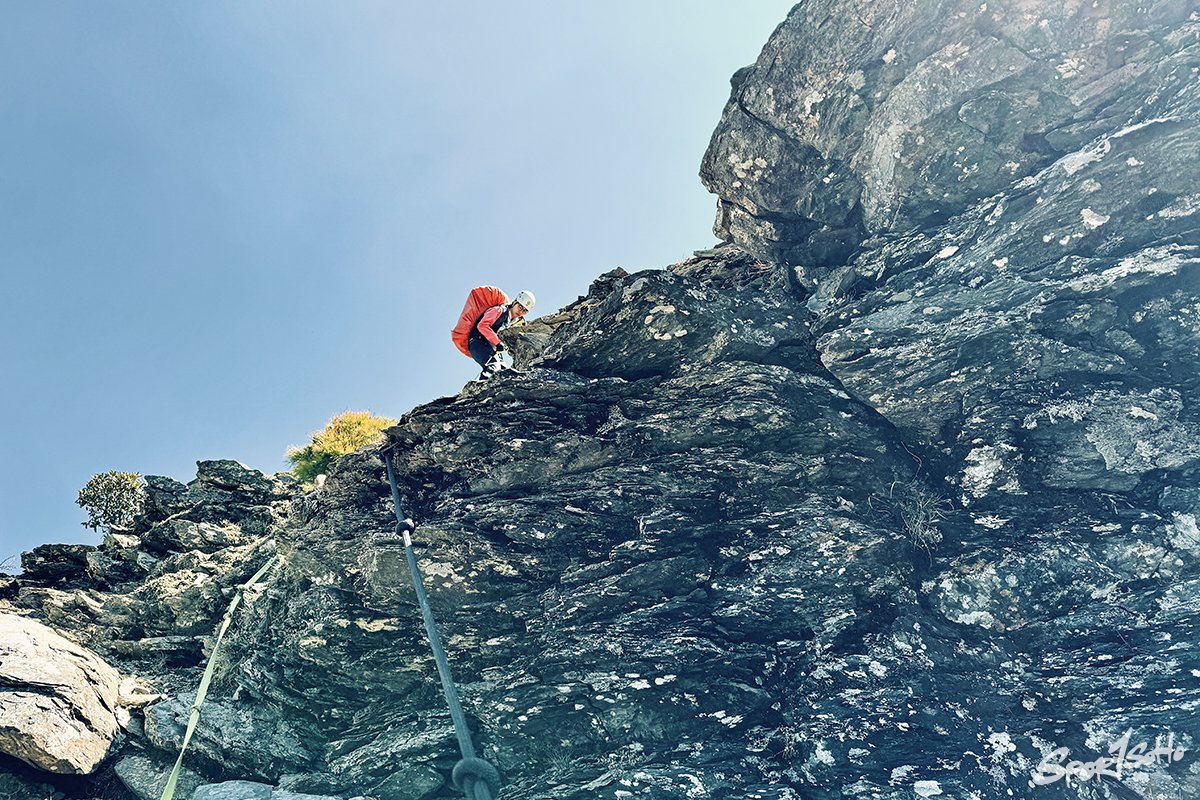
[467,290,535,379]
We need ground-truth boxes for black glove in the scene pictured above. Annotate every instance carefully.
[494,342,507,353]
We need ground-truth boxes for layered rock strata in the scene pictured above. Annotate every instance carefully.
[2,1,1198,798]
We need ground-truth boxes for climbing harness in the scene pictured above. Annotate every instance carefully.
[381,448,502,800]
[159,540,280,800]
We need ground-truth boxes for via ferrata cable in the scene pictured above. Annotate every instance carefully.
[381,449,501,800]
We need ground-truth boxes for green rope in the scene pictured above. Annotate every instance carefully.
[158,546,280,800]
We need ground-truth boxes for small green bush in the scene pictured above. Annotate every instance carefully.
[287,410,398,483]
[77,471,146,532]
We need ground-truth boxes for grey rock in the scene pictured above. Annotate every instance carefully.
[7,3,1200,800]
[0,613,121,774]
[191,781,349,800]
[139,476,190,527]
[702,0,1199,266]
[114,752,202,800]
[144,520,249,554]
[190,781,271,800]
[192,461,275,497]
[20,544,96,587]
[0,770,60,800]
[91,532,155,586]
[110,636,203,665]
[539,253,803,380]
[144,694,318,780]
[805,115,1200,502]
[135,464,290,550]
[193,248,923,800]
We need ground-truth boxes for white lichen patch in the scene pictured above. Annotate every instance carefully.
[802,89,826,117]
[1055,138,1111,175]
[645,304,676,320]
[354,618,400,633]
[1081,208,1110,228]
[1113,116,1174,139]
[419,561,461,580]
[913,779,943,797]
[622,277,650,300]
[1055,56,1084,78]
[987,731,1017,758]
[1129,406,1159,421]
[1167,513,1200,553]
[929,563,1008,629]
[490,561,518,577]
[961,444,1021,497]
[1154,193,1200,219]
[1028,388,1200,482]
[934,245,960,259]
[883,48,898,63]
[706,709,745,727]
[1066,245,1185,291]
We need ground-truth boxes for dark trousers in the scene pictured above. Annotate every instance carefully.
[468,336,497,369]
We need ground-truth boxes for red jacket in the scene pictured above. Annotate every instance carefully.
[474,305,508,347]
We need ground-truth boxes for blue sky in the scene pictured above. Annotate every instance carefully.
[0,2,794,565]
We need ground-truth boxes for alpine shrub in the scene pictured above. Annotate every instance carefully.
[287,410,398,483]
[77,471,146,532]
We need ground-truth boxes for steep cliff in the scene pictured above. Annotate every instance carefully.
[4,1,1199,799]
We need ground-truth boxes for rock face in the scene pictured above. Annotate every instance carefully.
[0,613,121,775]
[701,0,1198,268]
[21,543,97,587]
[2,2,1199,800]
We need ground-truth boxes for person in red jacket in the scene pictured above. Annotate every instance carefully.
[468,290,535,378]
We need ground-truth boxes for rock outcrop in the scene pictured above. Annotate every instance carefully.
[3,2,1199,799]
[701,0,1198,268]
[0,613,121,775]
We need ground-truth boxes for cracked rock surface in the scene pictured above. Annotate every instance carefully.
[0,614,121,775]
[3,1,1200,799]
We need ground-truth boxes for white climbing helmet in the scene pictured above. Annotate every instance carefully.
[513,290,536,311]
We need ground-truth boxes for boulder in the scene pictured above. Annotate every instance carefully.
[0,613,120,774]
[113,752,202,800]
[20,544,96,587]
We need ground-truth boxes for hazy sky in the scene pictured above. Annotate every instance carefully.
[0,2,795,565]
